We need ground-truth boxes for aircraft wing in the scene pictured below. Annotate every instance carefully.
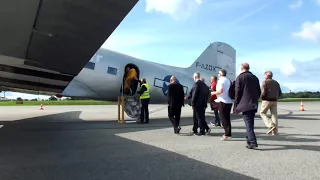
[0,0,138,96]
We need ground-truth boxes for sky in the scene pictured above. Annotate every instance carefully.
[102,0,320,92]
[2,0,320,99]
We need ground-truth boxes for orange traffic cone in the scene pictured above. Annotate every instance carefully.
[39,104,44,110]
[299,101,305,111]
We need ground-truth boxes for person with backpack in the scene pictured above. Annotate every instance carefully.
[211,69,233,140]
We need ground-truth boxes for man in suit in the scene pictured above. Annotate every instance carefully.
[234,63,261,149]
[191,72,210,136]
[167,76,185,133]
[185,82,198,134]
[199,77,211,134]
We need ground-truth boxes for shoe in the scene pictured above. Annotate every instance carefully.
[206,128,211,135]
[195,132,206,136]
[272,130,278,136]
[175,127,181,134]
[267,126,275,134]
[246,144,258,149]
[220,135,232,141]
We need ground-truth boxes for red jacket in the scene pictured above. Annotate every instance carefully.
[210,81,217,101]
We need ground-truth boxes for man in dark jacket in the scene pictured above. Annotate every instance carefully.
[186,83,199,134]
[191,72,210,136]
[234,63,261,149]
[167,76,185,133]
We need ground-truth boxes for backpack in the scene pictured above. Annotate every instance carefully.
[228,80,235,100]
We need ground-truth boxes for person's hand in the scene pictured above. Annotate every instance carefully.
[232,106,239,114]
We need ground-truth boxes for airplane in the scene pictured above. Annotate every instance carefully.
[59,42,236,118]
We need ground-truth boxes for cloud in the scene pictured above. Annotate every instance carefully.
[280,61,297,76]
[249,58,320,91]
[292,21,320,43]
[145,0,203,20]
[289,0,303,9]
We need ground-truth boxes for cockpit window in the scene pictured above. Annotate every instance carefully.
[84,62,95,70]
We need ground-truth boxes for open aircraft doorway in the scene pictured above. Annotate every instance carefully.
[120,63,141,119]
[121,63,140,96]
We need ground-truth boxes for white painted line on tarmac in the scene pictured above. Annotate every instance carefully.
[0,125,3,128]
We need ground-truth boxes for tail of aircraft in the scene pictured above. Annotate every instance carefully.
[187,42,236,81]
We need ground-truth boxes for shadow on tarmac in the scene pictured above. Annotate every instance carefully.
[0,111,319,179]
[0,112,261,180]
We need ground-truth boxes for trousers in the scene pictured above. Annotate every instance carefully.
[140,98,150,122]
[243,110,258,146]
[218,102,233,137]
[168,105,182,129]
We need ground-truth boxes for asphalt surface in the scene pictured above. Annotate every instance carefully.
[0,102,319,180]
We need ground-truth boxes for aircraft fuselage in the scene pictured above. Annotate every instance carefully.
[61,42,236,104]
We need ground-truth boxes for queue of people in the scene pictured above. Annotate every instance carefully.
[168,62,281,149]
[134,62,282,149]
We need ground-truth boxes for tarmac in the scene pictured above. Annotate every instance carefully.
[0,101,319,180]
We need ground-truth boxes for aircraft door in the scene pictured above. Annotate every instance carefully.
[121,63,141,119]
[124,96,141,119]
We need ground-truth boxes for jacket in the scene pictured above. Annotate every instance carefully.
[167,83,185,107]
[191,80,210,108]
[210,81,217,101]
[261,78,282,101]
[234,71,261,113]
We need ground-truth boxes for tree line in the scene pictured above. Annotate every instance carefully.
[14,91,320,101]
[280,91,320,98]
[16,96,87,101]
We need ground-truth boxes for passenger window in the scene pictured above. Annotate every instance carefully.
[107,66,117,75]
[84,62,95,70]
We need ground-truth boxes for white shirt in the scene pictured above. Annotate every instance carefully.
[214,76,233,104]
